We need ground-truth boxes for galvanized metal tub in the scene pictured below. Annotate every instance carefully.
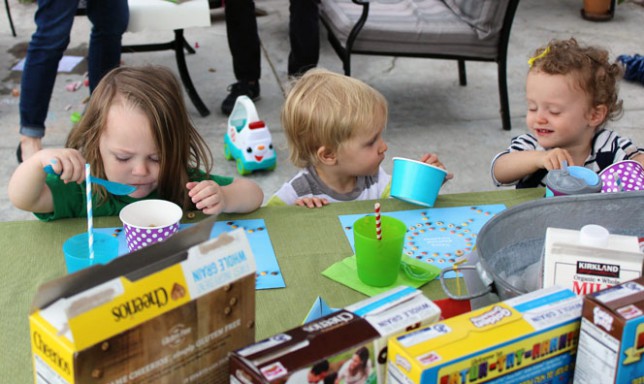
[472,191,642,301]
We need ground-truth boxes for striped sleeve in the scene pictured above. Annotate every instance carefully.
[490,134,540,186]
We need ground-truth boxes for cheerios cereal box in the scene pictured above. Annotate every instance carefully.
[230,286,441,384]
[29,221,256,384]
[388,286,582,384]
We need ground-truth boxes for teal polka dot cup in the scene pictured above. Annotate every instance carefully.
[119,199,183,252]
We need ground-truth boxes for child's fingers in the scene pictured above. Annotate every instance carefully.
[200,200,223,216]
[545,149,573,170]
[311,198,323,208]
[187,181,206,197]
[295,197,328,208]
[47,157,64,175]
[45,149,85,182]
[190,184,219,206]
[192,190,224,215]
[58,154,85,184]
[188,180,220,200]
[419,153,438,164]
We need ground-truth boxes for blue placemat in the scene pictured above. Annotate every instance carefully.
[95,219,285,290]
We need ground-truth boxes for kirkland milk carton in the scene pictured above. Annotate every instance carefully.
[542,225,643,295]
[574,277,644,384]
[388,286,582,384]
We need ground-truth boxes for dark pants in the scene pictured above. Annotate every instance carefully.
[19,0,128,138]
[288,0,320,76]
[225,0,261,82]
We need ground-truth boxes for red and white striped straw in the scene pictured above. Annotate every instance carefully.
[374,202,382,240]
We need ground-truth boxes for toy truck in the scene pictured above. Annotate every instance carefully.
[224,96,277,175]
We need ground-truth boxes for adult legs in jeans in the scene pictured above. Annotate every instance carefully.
[86,1,129,92]
[18,0,128,162]
[288,0,320,77]
[221,0,261,115]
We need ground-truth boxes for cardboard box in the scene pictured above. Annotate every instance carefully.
[387,286,583,384]
[542,227,643,295]
[30,220,256,384]
[574,277,644,384]
[229,286,441,384]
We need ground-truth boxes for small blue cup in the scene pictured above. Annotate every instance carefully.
[63,232,119,273]
[391,157,447,207]
[545,165,602,197]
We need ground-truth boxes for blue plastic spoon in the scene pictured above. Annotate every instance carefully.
[44,165,137,196]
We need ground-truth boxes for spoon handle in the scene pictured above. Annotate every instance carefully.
[43,165,137,195]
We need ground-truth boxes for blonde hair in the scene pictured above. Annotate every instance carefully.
[66,65,213,210]
[529,38,623,128]
[281,68,388,168]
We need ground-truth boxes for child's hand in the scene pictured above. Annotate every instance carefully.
[39,148,87,184]
[541,148,574,170]
[294,196,329,208]
[186,180,226,215]
[419,153,454,181]
[8,147,86,214]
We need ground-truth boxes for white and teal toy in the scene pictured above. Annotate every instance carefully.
[224,96,277,175]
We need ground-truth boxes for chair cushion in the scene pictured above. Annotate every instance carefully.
[127,0,211,33]
[320,0,504,59]
[443,0,508,39]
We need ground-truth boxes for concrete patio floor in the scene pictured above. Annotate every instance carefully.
[1,0,643,221]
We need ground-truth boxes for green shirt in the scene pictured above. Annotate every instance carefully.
[35,171,233,222]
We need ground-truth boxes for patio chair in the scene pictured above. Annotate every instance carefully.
[4,0,16,37]
[320,0,521,130]
[77,0,213,117]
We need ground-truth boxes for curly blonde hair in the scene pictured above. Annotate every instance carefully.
[281,69,388,168]
[528,38,623,128]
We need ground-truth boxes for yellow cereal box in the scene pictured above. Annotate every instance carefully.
[29,221,256,384]
[388,286,582,384]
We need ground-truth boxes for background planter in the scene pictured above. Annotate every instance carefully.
[582,0,615,20]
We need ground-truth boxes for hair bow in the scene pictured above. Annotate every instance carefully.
[528,46,550,68]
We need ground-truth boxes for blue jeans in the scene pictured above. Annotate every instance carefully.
[19,0,128,139]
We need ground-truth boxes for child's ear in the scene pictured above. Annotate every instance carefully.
[316,146,337,165]
[588,104,608,128]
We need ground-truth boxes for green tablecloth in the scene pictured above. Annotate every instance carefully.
[0,189,543,383]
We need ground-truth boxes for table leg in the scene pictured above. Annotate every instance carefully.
[121,30,211,117]
[4,0,16,37]
[173,29,210,117]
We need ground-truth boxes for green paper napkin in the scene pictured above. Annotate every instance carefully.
[322,255,440,296]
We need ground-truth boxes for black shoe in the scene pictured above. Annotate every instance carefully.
[16,143,22,164]
[221,81,260,116]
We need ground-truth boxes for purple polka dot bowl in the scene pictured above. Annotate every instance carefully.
[119,199,183,252]
[599,160,644,193]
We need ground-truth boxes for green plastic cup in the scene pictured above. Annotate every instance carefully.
[353,215,406,287]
